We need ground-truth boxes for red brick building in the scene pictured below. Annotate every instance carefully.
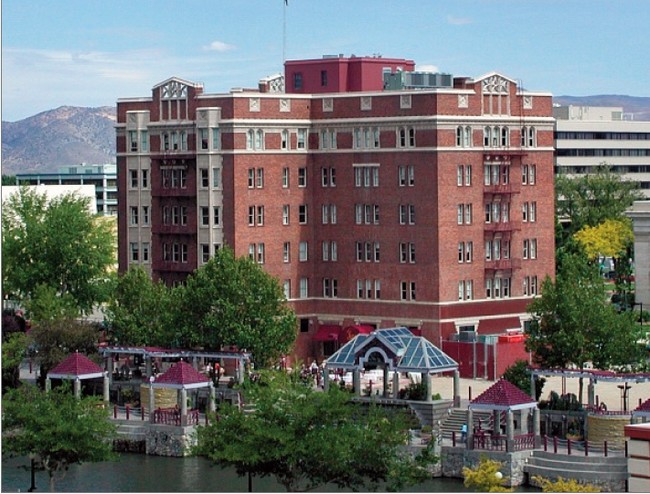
[116,55,555,369]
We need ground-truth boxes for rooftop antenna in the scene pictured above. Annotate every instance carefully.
[283,0,288,63]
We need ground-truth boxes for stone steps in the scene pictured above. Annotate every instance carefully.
[440,408,492,439]
[524,450,627,489]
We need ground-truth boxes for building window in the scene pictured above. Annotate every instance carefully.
[321,167,336,187]
[298,167,307,187]
[140,131,148,152]
[299,278,308,298]
[213,206,221,226]
[293,72,303,90]
[141,169,148,189]
[204,127,217,150]
[299,241,308,261]
[130,242,139,262]
[257,243,265,264]
[256,206,264,226]
[399,242,416,263]
[200,129,209,150]
[283,280,291,299]
[142,242,150,262]
[200,168,209,187]
[320,70,328,87]
[201,244,210,263]
[354,166,379,187]
[400,281,416,300]
[458,204,472,224]
[321,204,337,225]
[281,130,289,150]
[456,126,472,147]
[201,207,210,226]
[283,242,290,263]
[297,129,307,149]
[130,206,138,225]
[142,206,149,225]
[130,170,138,188]
[212,167,221,188]
[323,278,338,298]
[398,164,415,186]
[398,127,415,148]
[299,204,308,224]
[282,167,290,188]
[282,205,290,225]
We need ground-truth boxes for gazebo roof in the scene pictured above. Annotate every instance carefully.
[151,360,211,390]
[469,378,537,411]
[325,327,457,374]
[48,352,105,380]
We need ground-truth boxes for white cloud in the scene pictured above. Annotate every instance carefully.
[446,15,472,26]
[203,40,235,52]
[416,64,440,73]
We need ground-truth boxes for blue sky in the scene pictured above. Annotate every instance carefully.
[2,0,649,122]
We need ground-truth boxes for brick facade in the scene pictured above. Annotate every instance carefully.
[116,57,555,367]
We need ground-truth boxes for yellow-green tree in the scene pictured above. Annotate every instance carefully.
[574,218,634,261]
[532,475,600,492]
[463,457,513,492]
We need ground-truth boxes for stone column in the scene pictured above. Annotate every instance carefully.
[323,368,330,391]
[506,410,514,452]
[103,372,110,404]
[74,377,81,399]
[353,369,361,395]
[588,379,595,408]
[45,377,52,393]
[392,371,400,399]
[149,384,156,423]
[425,373,433,403]
[467,408,474,449]
[209,383,216,414]
[180,388,188,426]
[533,407,541,448]
[145,357,152,379]
[107,356,114,384]
[453,369,461,407]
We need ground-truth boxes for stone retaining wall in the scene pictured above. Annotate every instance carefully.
[145,424,197,457]
[441,446,532,487]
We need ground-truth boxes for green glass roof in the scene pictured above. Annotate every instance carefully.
[325,327,457,373]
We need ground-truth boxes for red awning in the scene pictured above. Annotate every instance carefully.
[478,317,521,333]
[340,325,374,344]
[312,325,342,342]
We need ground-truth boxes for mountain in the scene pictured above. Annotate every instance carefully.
[553,95,650,121]
[1,106,116,176]
[1,95,649,177]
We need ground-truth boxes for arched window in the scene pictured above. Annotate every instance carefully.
[255,129,264,150]
[500,127,509,146]
[521,126,527,146]
[483,126,491,147]
[528,127,536,147]
[464,126,472,147]
[246,129,254,150]
[456,126,463,147]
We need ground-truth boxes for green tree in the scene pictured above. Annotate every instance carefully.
[463,457,513,493]
[2,174,17,185]
[2,187,116,314]
[556,164,643,237]
[25,283,80,322]
[2,331,29,393]
[195,370,437,492]
[502,360,545,400]
[177,248,296,366]
[2,384,116,492]
[29,318,100,388]
[103,266,175,346]
[526,253,645,400]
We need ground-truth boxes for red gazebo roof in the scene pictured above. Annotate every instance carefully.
[48,352,105,380]
[469,378,537,411]
[151,360,210,390]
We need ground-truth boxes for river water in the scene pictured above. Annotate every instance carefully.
[2,453,486,493]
